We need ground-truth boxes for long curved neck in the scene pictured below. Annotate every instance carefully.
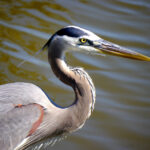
[48,41,95,131]
[48,47,75,88]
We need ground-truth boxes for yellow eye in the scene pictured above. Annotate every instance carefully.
[80,38,87,43]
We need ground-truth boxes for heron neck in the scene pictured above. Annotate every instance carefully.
[48,46,95,130]
[48,49,75,87]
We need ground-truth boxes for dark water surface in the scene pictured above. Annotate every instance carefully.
[0,0,150,150]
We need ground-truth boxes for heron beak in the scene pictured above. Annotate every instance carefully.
[94,39,150,61]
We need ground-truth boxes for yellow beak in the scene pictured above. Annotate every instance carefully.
[94,39,150,61]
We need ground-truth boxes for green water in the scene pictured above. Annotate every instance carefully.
[0,0,150,150]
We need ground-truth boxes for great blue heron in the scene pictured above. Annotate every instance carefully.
[0,26,150,150]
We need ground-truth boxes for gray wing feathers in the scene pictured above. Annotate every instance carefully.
[0,82,50,150]
[0,104,42,150]
[0,82,64,150]
[0,82,53,112]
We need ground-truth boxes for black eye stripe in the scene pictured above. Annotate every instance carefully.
[87,40,93,45]
[56,27,88,37]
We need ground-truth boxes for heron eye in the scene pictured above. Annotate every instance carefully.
[80,38,87,44]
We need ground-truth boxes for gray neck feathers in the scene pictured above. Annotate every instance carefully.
[47,39,96,128]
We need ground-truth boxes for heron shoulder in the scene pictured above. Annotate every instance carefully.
[0,82,54,110]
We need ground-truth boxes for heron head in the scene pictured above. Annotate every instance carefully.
[46,26,150,61]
